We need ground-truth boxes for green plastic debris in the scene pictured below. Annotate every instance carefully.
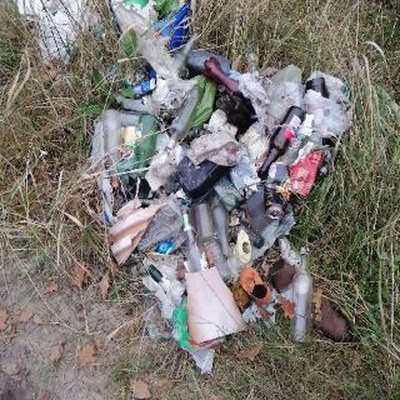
[190,76,217,129]
[117,114,158,185]
[123,0,149,8]
[173,299,191,349]
[154,0,179,17]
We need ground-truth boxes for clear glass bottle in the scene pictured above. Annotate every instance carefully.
[291,247,313,342]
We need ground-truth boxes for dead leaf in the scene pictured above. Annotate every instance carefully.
[0,306,8,331]
[237,342,263,361]
[71,264,91,289]
[78,343,96,367]
[129,379,151,399]
[38,388,49,400]
[49,341,64,363]
[277,295,295,320]
[2,363,20,376]
[16,309,33,323]
[314,288,324,322]
[98,272,110,301]
[43,281,59,295]
[152,378,174,398]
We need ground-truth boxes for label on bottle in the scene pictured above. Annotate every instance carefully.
[288,115,302,129]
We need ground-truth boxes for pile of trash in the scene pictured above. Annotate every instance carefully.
[18,0,355,373]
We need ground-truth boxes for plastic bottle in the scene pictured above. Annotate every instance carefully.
[170,86,201,143]
[259,106,304,179]
[291,248,313,342]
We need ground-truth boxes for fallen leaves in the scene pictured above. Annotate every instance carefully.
[237,342,263,361]
[49,340,65,363]
[71,264,91,289]
[2,363,20,376]
[129,378,151,399]
[78,340,100,367]
[98,272,110,300]
[277,295,295,320]
[0,306,8,331]
[16,309,33,323]
[43,281,59,295]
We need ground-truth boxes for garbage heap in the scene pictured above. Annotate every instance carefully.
[89,0,354,373]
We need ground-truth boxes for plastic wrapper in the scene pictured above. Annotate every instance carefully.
[289,150,324,196]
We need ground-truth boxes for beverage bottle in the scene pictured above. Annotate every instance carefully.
[259,106,304,179]
[291,248,313,342]
[181,207,203,273]
[211,203,231,257]
[204,57,241,95]
[194,202,230,279]
[277,113,314,166]
[170,86,201,143]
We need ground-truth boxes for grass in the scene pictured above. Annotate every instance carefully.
[0,0,399,399]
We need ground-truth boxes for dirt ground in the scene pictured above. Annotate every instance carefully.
[0,262,127,400]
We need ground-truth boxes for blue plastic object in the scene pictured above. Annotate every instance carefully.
[155,240,176,255]
[154,2,191,50]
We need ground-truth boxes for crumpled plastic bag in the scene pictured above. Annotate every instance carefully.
[303,89,349,138]
[16,0,97,62]
[142,263,185,320]
[145,142,183,190]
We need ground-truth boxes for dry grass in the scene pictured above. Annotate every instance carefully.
[0,0,399,399]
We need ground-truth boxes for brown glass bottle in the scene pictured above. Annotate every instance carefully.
[259,106,304,179]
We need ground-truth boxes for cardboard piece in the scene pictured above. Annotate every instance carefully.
[186,268,246,343]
